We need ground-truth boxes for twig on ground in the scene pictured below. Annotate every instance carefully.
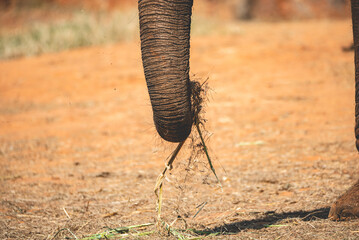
[63,207,71,220]
[264,224,289,228]
[193,201,207,219]
[300,209,326,221]
[52,228,78,240]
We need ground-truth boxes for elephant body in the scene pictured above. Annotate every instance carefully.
[138,0,359,220]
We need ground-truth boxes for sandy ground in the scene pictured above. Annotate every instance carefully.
[1,19,359,239]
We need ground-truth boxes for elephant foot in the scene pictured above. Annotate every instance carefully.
[329,179,359,220]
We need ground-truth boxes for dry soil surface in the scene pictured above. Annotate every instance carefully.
[1,19,359,239]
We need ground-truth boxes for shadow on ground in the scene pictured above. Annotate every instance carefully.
[195,208,330,235]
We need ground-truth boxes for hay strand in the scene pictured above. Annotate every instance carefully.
[154,140,186,222]
[195,122,222,189]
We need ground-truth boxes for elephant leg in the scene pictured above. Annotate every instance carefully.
[328,0,359,220]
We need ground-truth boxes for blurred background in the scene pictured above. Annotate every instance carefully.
[1,1,357,239]
[0,0,351,59]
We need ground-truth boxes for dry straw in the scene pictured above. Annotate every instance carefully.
[154,79,222,229]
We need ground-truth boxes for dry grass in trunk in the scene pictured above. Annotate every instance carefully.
[153,79,222,236]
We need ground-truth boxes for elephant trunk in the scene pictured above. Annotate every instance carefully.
[138,0,193,142]
[351,1,359,150]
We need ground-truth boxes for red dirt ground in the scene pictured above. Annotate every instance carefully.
[1,19,359,239]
